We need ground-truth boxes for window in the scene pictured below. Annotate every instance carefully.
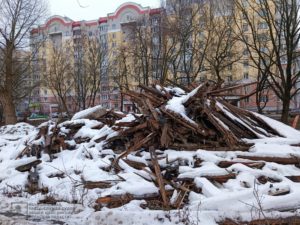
[244,72,249,79]
[112,24,116,30]
[260,47,268,53]
[258,22,268,29]
[242,0,249,7]
[101,95,108,100]
[242,24,248,32]
[73,30,81,36]
[244,97,250,103]
[227,75,233,82]
[257,33,268,42]
[260,95,268,102]
[243,48,249,56]
[89,31,93,36]
[112,33,116,39]
[243,60,249,68]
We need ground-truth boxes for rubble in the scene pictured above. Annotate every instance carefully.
[1,83,300,224]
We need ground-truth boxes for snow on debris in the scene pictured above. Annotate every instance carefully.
[72,105,106,120]
[1,86,300,224]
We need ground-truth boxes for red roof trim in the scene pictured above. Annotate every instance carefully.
[45,17,72,28]
[85,21,98,26]
[30,28,39,35]
[150,8,162,15]
[98,17,108,24]
[108,4,149,20]
[72,21,81,27]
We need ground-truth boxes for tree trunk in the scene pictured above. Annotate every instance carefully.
[0,92,17,124]
[281,96,290,124]
[120,92,124,112]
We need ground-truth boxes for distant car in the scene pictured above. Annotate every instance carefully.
[51,112,68,119]
[28,113,48,120]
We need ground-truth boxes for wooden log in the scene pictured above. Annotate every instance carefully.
[139,84,168,99]
[121,122,148,135]
[161,108,209,137]
[16,160,42,172]
[218,161,266,169]
[123,159,147,170]
[84,181,112,189]
[160,122,170,148]
[177,173,236,183]
[221,217,300,225]
[95,194,133,208]
[113,132,156,166]
[286,176,300,182]
[237,155,300,165]
[145,98,159,121]
[150,147,169,207]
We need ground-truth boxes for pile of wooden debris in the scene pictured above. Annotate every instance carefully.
[21,82,283,160]
[7,83,300,224]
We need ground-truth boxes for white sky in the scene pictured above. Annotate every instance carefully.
[49,0,161,21]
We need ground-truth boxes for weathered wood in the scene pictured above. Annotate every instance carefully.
[16,160,42,172]
[237,155,300,165]
[218,161,266,169]
[84,181,112,189]
[286,175,300,182]
[177,173,236,183]
[113,132,156,166]
[160,122,170,148]
[150,147,169,207]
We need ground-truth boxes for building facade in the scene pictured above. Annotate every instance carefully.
[30,1,300,115]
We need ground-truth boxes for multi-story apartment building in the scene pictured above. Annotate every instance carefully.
[30,2,161,113]
[30,1,300,115]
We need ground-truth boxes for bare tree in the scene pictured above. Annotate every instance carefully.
[112,46,130,112]
[165,0,210,85]
[204,0,242,87]
[0,0,48,124]
[234,0,300,123]
[72,34,108,110]
[43,41,74,116]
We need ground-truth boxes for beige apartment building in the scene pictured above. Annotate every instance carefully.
[29,1,300,114]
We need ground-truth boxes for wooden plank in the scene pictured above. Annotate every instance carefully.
[237,155,300,165]
[150,146,169,207]
[16,160,42,172]
[160,122,170,148]
[218,161,266,169]
[113,132,156,166]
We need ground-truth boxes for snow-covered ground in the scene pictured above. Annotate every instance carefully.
[1,112,300,224]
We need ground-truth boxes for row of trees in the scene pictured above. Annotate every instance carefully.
[113,0,300,123]
[115,0,241,88]
[0,0,299,124]
[43,35,108,116]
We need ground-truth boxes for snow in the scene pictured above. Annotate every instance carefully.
[72,105,106,120]
[254,112,300,139]
[115,113,136,124]
[165,85,203,125]
[1,112,300,225]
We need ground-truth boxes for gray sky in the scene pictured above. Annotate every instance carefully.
[50,0,161,21]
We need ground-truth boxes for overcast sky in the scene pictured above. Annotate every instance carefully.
[50,0,161,21]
